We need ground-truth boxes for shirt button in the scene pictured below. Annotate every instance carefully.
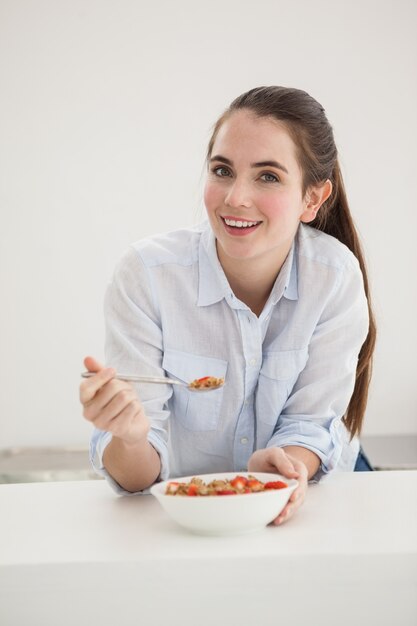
[249,358,256,366]
[240,437,249,444]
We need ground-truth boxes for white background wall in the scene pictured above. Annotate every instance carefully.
[1,0,416,449]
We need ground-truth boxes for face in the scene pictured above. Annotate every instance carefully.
[204,110,321,271]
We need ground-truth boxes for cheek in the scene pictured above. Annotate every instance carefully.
[260,195,288,219]
[260,191,302,223]
[203,182,220,213]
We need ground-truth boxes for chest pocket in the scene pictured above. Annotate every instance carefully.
[257,348,309,425]
[162,349,228,432]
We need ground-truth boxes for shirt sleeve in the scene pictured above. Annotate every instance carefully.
[89,247,171,495]
[266,255,370,478]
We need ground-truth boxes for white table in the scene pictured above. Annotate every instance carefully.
[1,471,416,626]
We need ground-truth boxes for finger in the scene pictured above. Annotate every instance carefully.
[292,474,305,490]
[80,367,116,406]
[104,402,144,439]
[85,388,137,425]
[274,506,292,525]
[272,484,306,525]
[272,449,299,478]
[289,489,301,503]
[274,500,299,526]
[84,355,105,373]
[85,378,132,415]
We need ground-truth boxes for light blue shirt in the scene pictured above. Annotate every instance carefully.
[90,222,369,493]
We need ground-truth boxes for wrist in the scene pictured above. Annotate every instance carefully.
[110,432,150,453]
[103,431,161,493]
[281,446,320,479]
[110,410,151,449]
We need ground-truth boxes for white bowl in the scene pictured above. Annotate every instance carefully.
[150,472,298,536]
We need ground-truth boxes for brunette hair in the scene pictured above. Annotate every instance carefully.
[206,86,376,438]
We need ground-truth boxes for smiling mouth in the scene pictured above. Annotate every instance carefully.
[221,216,262,231]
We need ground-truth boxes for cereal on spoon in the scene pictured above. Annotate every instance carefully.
[188,376,224,390]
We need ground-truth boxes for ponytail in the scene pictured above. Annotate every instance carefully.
[311,162,376,437]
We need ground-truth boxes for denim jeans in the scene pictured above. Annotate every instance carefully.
[354,446,374,471]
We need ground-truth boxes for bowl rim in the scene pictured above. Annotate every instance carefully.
[150,471,298,499]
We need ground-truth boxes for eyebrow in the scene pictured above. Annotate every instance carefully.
[210,154,289,175]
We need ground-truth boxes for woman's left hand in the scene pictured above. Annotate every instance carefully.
[247,447,308,525]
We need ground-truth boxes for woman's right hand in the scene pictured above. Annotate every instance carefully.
[79,356,150,446]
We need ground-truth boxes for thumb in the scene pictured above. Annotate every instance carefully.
[274,450,299,478]
[83,355,105,373]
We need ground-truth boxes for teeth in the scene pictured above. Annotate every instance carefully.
[224,218,259,228]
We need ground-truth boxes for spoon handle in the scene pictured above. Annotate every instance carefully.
[81,372,185,386]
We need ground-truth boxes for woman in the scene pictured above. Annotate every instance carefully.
[80,86,376,524]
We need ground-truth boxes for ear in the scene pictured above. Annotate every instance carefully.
[300,179,332,223]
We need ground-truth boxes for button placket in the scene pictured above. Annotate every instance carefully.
[232,310,262,471]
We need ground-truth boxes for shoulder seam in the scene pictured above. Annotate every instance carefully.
[127,245,162,322]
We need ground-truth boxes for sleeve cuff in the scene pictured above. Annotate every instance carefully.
[266,439,329,484]
[266,418,360,482]
[89,428,169,496]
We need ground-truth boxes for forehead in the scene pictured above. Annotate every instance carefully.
[212,110,299,170]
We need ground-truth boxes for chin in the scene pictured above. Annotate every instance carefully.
[218,240,259,260]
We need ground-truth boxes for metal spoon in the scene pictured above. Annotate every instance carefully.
[81,372,224,392]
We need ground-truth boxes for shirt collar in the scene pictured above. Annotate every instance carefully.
[270,234,299,304]
[198,222,299,308]
[198,224,230,307]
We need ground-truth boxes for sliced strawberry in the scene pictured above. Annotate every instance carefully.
[216,489,237,495]
[230,476,248,490]
[263,480,288,490]
[187,484,199,496]
[247,479,263,492]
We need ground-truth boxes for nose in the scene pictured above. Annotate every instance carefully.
[224,178,253,209]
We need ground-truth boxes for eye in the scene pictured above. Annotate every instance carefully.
[211,166,232,178]
[260,172,279,183]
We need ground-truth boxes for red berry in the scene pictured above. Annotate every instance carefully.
[187,484,199,496]
[230,476,248,490]
[263,481,288,490]
[247,479,263,492]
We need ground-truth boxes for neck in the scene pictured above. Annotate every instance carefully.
[217,243,291,317]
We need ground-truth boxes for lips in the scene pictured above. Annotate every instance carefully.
[220,216,262,237]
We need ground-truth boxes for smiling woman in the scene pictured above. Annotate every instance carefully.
[79,86,376,526]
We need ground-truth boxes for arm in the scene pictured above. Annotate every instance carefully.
[267,255,369,473]
[82,357,162,493]
[102,431,161,493]
[249,256,369,523]
[83,248,172,494]
[281,445,320,478]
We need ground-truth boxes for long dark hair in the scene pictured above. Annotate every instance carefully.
[206,86,376,438]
